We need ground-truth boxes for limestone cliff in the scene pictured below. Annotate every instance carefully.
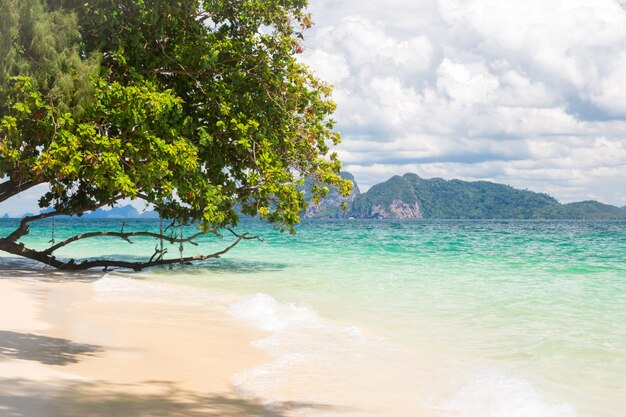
[370,200,422,219]
[302,172,360,219]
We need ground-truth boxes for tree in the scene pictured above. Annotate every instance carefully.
[0,0,350,270]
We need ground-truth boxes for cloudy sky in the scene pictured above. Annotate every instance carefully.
[2,0,625,216]
[301,0,626,206]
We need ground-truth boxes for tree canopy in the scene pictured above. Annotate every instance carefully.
[0,0,350,269]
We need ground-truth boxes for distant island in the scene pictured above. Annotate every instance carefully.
[304,172,626,220]
[3,173,625,220]
[65,205,160,219]
[1,205,159,220]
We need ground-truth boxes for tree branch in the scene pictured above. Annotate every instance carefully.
[66,232,248,271]
[143,68,213,75]
[0,179,42,204]
[42,229,211,255]
[6,195,124,242]
[195,11,214,23]
[0,231,248,271]
[0,179,16,193]
[0,187,256,271]
[0,239,66,269]
[226,227,263,242]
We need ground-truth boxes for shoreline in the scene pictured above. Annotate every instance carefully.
[1,259,613,417]
[0,272,274,417]
[0,271,454,417]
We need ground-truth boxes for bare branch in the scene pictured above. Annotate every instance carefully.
[0,231,249,272]
[143,68,213,76]
[6,195,124,242]
[226,227,264,242]
[196,11,214,23]
[0,185,257,271]
[42,230,209,255]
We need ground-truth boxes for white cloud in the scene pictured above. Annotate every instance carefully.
[392,36,434,73]
[300,0,626,206]
[496,70,556,108]
[437,0,626,114]
[436,59,500,105]
[589,52,626,115]
[300,50,350,85]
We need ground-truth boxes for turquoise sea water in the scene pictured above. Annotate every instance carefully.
[1,219,625,416]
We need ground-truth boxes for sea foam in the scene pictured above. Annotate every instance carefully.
[228,293,461,416]
[229,293,379,407]
[92,273,235,307]
[230,293,584,417]
[230,293,322,332]
[442,369,580,417]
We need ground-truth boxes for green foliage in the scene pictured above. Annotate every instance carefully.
[0,0,100,115]
[557,201,626,220]
[350,173,626,220]
[301,171,360,219]
[1,0,350,233]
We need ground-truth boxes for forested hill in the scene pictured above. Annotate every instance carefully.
[4,174,623,220]
[309,173,626,220]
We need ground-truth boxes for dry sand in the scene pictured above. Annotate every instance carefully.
[0,272,275,417]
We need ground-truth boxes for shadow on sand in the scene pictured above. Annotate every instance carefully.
[0,255,289,278]
[0,331,104,366]
[166,258,289,274]
[0,257,104,281]
[0,379,346,417]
